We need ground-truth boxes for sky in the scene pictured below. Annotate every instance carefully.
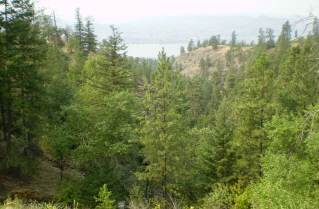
[36,0,319,24]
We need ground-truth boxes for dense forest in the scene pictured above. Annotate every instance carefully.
[1,0,319,208]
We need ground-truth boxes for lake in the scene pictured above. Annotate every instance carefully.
[126,43,188,58]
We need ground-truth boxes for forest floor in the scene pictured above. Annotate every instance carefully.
[0,155,83,203]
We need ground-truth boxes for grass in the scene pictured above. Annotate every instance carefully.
[0,196,77,209]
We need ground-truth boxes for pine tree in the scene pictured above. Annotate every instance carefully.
[209,36,219,49]
[276,45,318,114]
[230,31,237,48]
[180,46,185,54]
[265,28,275,49]
[277,21,291,51]
[210,60,225,110]
[83,16,97,54]
[95,184,116,209]
[196,40,201,49]
[186,78,203,126]
[257,28,265,45]
[187,39,195,52]
[83,25,132,93]
[203,100,235,185]
[0,0,46,170]
[233,53,275,181]
[137,49,187,208]
[74,8,85,48]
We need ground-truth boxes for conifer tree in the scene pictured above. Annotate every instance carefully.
[265,28,275,49]
[83,25,132,93]
[203,100,235,185]
[186,78,203,126]
[277,21,291,51]
[276,45,318,114]
[233,53,275,181]
[257,28,265,45]
[209,36,219,49]
[210,60,225,110]
[74,8,85,48]
[0,0,46,167]
[196,40,201,49]
[180,46,185,54]
[83,16,97,54]
[187,39,195,52]
[137,49,187,208]
[230,31,237,48]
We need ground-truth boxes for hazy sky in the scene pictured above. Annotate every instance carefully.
[36,0,319,24]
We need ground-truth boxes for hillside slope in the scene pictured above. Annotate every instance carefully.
[173,45,229,77]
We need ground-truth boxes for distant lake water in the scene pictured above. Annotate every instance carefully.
[126,43,188,58]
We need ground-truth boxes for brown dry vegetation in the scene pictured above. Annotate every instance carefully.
[0,156,83,203]
[173,45,230,77]
[174,45,252,77]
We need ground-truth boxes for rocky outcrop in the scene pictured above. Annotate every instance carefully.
[173,45,229,77]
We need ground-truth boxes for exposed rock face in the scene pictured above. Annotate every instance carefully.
[173,45,230,77]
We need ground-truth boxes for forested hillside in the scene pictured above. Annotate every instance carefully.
[1,1,319,209]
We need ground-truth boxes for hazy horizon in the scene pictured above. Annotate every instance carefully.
[36,0,319,24]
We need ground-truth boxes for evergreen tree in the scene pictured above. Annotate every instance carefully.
[210,60,225,110]
[84,25,132,92]
[276,45,318,114]
[137,49,187,208]
[196,40,201,49]
[277,21,291,51]
[209,35,219,49]
[187,39,195,52]
[0,0,46,171]
[230,31,237,48]
[83,16,97,54]
[233,53,275,181]
[186,78,203,126]
[265,28,275,49]
[180,46,185,54]
[257,28,265,45]
[74,8,85,48]
[203,100,235,185]
[67,36,86,87]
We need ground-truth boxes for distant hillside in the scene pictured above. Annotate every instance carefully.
[92,15,309,44]
[173,45,252,77]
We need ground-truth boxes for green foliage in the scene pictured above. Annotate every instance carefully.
[180,46,185,55]
[202,183,233,209]
[0,0,47,173]
[127,184,150,209]
[95,184,116,209]
[0,196,71,209]
[209,35,219,49]
[230,181,251,209]
[250,154,319,208]
[4,4,319,208]
[203,100,235,185]
[265,28,275,49]
[84,17,97,54]
[265,113,304,155]
[137,49,189,206]
[187,39,195,52]
[276,45,318,114]
[84,25,133,92]
[233,53,275,181]
[230,31,237,48]
[185,78,203,126]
